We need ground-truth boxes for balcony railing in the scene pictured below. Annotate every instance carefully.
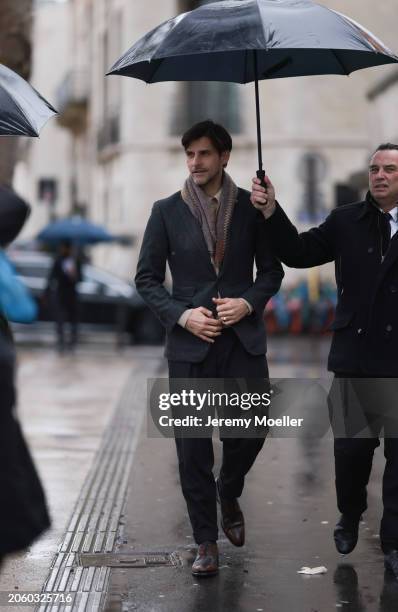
[56,70,89,133]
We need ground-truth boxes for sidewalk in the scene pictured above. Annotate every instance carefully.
[104,433,394,612]
[0,343,163,609]
[102,339,396,612]
[1,338,396,612]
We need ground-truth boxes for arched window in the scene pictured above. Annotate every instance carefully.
[171,0,241,135]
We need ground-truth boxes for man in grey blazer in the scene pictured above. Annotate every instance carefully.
[135,120,283,577]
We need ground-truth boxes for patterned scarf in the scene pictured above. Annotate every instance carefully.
[181,171,238,273]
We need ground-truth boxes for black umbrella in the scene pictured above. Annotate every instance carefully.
[107,0,398,184]
[0,63,57,137]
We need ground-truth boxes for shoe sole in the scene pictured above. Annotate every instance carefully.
[191,569,219,577]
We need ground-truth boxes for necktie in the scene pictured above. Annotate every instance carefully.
[381,212,392,256]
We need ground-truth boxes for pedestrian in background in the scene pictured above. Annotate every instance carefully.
[46,240,82,352]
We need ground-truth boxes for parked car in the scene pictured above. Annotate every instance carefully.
[7,251,164,345]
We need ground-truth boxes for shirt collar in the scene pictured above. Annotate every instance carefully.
[358,191,398,221]
[213,188,222,203]
[386,206,398,222]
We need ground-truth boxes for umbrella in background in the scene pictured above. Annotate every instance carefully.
[0,63,57,137]
[37,217,116,246]
[107,0,398,184]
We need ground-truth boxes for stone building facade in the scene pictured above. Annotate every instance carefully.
[15,0,398,284]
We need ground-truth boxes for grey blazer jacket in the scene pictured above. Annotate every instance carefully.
[135,188,284,362]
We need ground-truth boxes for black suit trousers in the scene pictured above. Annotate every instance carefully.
[168,329,268,544]
[331,376,398,552]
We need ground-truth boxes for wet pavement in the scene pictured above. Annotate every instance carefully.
[0,335,396,611]
[102,336,397,612]
[0,339,162,609]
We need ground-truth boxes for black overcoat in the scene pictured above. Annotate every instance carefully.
[0,318,50,557]
[265,194,398,375]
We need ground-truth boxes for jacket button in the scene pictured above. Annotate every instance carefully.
[386,324,393,332]
[391,285,397,293]
[357,328,363,334]
[368,247,374,253]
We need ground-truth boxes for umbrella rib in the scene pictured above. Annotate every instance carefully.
[331,50,350,76]
[254,0,268,49]
[147,59,163,84]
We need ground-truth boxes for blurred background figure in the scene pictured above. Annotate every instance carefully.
[45,240,82,352]
[0,188,38,326]
[0,188,50,569]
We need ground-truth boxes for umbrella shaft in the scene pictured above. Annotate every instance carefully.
[253,51,263,174]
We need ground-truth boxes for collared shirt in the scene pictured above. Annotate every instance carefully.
[212,188,222,210]
[379,205,398,239]
[367,193,398,238]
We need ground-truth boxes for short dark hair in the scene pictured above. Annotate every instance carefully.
[373,143,398,155]
[181,120,232,154]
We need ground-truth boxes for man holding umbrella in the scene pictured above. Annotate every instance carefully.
[251,143,398,577]
[135,120,283,577]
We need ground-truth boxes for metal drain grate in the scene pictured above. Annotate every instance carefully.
[78,552,183,568]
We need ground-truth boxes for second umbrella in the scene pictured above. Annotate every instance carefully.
[37,217,115,246]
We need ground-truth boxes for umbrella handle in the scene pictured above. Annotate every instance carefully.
[256,169,268,193]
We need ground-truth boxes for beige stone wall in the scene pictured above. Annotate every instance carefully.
[14,0,72,242]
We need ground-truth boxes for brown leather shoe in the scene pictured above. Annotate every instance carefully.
[191,541,219,577]
[216,477,245,547]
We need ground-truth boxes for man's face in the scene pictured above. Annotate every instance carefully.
[369,149,398,208]
[185,137,230,192]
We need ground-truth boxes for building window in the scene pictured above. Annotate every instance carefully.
[98,9,122,151]
[297,153,328,223]
[171,0,241,135]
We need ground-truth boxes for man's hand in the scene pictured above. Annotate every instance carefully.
[250,176,276,219]
[212,297,249,326]
[185,307,223,343]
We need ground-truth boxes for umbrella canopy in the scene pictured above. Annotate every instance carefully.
[108,0,398,179]
[0,187,30,247]
[0,63,57,137]
[37,217,115,246]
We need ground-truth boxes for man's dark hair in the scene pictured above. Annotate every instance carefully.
[373,143,398,155]
[181,120,232,154]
